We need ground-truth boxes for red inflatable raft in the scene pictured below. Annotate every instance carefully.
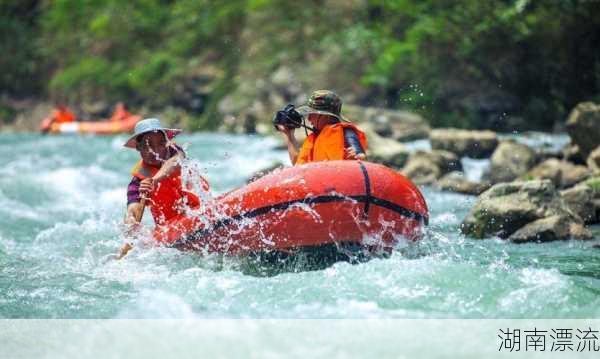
[40,115,141,135]
[155,161,428,255]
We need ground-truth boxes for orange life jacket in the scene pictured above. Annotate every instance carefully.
[131,159,208,226]
[53,108,76,124]
[296,122,368,165]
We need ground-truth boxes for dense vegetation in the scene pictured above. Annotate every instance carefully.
[2,0,599,130]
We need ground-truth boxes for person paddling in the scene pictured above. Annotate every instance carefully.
[110,102,132,122]
[117,118,209,259]
[40,105,76,133]
[275,90,368,165]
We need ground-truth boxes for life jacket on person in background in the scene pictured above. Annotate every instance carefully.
[131,160,209,226]
[296,122,368,165]
[110,103,132,122]
[53,107,76,124]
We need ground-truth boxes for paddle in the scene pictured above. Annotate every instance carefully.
[115,198,146,260]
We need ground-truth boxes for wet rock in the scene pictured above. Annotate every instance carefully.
[461,194,541,239]
[526,159,590,188]
[562,143,586,165]
[429,128,498,158]
[344,105,430,142]
[581,177,600,223]
[566,102,600,158]
[560,185,596,224]
[534,147,563,162]
[586,146,600,175]
[508,215,592,243]
[5,100,54,131]
[435,171,491,195]
[568,222,594,241]
[370,150,410,170]
[489,140,537,183]
[401,150,462,185]
[460,180,584,240]
[362,122,410,169]
[401,158,439,185]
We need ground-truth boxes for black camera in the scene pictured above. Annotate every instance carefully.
[272,104,303,130]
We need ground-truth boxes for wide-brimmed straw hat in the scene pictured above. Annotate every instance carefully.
[123,118,181,149]
[296,90,347,122]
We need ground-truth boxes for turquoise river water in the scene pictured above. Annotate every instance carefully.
[0,132,599,319]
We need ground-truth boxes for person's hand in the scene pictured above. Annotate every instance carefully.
[139,177,155,197]
[345,147,360,160]
[276,124,294,137]
[345,147,367,160]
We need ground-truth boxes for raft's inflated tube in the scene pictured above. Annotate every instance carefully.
[154,160,429,255]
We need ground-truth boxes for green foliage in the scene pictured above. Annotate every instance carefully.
[0,0,42,96]
[584,177,600,194]
[0,105,16,124]
[357,0,600,129]
[2,0,600,131]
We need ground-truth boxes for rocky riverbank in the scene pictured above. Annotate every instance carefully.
[411,102,599,243]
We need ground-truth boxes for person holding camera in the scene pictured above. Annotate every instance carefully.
[274,90,367,165]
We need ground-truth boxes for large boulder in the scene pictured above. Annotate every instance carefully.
[370,149,410,170]
[581,177,600,223]
[526,159,590,188]
[362,122,410,169]
[562,144,586,165]
[435,171,491,196]
[586,146,600,175]
[2,99,54,131]
[534,146,563,162]
[460,180,590,241]
[345,105,430,141]
[509,215,591,243]
[401,150,462,185]
[560,184,596,224]
[566,102,600,158]
[429,129,498,158]
[489,140,537,183]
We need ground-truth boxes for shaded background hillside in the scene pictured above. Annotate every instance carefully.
[1,0,599,131]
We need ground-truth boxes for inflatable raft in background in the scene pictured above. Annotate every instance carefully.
[155,161,429,258]
[40,115,142,135]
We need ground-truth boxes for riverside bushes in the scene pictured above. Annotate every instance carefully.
[2,0,599,131]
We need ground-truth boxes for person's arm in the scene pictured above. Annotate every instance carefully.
[118,202,144,259]
[344,128,367,160]
[124,202,144,226]
[277,125,301,164]
[152,150,185,183]
[137,150,186,195]
[119,178,144,259]
[124,177,143,225]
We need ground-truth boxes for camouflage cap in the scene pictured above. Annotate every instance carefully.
[296,90,346,121]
